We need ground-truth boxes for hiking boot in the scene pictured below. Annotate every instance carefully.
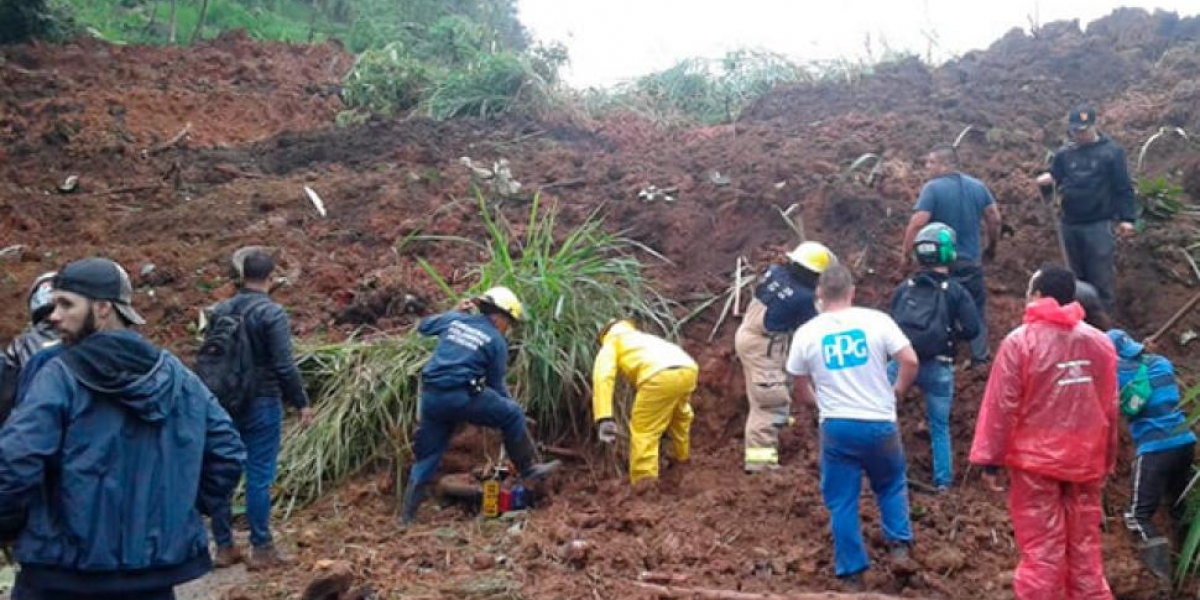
[839,571,866,592]
[521,460,561,482]
[245,545,295,571]
[888,542,919,575]
[1138,537,1172,581]
[212,544,242,568]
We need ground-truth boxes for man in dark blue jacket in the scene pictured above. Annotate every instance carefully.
[401,286,559,525]
[734,241,835,473]
[1108,329,1196,581]
[209,248,311,570]
[0,257,246,600]
[1037,104,1137,309]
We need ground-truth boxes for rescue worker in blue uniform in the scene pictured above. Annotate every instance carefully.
[400,286,560,525]
[735,241,836,472]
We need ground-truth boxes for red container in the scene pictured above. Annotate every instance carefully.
[498,488,513,513]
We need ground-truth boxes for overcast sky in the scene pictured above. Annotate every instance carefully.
[517,0,1200,88]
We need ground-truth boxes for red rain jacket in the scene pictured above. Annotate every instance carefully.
[969,297,1119,482]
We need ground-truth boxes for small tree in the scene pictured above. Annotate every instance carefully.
[0,0,67,43]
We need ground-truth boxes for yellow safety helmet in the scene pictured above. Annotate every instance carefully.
[477,286,525,322]
[786,241,835,273]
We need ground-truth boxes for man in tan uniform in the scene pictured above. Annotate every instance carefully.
[736,242,836,472]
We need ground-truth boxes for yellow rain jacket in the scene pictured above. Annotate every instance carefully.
[592,320,698,483]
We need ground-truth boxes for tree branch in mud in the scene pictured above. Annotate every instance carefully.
[631,581,911,600]
[143,122,191,157]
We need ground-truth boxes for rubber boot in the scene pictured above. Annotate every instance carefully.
[507,433,561,481]
[400,483,429,525]
[1138,537,1172,581]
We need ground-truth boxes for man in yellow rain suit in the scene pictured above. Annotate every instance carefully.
[736,241,835,472]
[592,319,698,485]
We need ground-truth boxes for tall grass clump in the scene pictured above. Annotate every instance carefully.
[276,197,677,507]
[275,335,432,508]
[418,196,679,438]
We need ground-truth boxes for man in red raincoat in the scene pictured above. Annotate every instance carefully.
[970,265,1119,599]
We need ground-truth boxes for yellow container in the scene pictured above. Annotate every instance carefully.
[481,479,500,518]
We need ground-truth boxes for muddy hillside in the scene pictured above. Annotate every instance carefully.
[3,8,1200,600]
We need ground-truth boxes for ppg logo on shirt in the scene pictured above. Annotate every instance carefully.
[822,330,868,370]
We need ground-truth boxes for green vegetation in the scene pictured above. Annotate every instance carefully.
[8,0,528,51]
[584,49,808,125]
[276,198,678,507]
[1137,175,1189,221]
[338,22,566,121]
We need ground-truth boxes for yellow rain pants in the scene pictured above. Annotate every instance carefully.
[592,320,698,484]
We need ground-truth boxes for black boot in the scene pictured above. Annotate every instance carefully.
[507,433,562,481]
[1139,537,1172,581]
[400,484,429,525]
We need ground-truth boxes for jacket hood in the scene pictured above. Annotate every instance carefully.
[600,319,636,345]
[59,330,172,422]
[1023,297,1085,328]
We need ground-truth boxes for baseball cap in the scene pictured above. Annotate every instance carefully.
[1106,329,1144,360]
[53,257,146,325]
[1068,104,1097,132]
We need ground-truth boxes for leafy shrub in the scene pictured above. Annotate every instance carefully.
[605,49,808,125]
[341,41,431,116]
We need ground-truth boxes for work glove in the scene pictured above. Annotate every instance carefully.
[596,419,618,444]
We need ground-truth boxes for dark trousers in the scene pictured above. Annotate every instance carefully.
[212,396,283,549]
[1124,443,1195,542]
[1062,220,1116,309]
[951,262,988,362]
[11,573,174,600]
[406,386,530,491]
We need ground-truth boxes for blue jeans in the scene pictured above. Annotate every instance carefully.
[820,419,913,577]
[889,360,955,487]
[212,397,282,549]
[406,386,529,491]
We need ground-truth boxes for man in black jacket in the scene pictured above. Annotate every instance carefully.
[1037,104,1137,309]
[209,248,313,570]
[0,272,60,423]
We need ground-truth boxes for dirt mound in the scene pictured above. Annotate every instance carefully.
[2,8,1200,599]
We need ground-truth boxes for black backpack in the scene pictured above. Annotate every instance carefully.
[892,275,953,361]
[196,297,265,416]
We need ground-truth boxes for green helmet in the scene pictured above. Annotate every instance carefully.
[913,223,957,266]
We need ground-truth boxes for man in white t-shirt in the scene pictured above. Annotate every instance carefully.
[786,264,920,590]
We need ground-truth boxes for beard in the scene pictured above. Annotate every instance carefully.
[61,305,99,346]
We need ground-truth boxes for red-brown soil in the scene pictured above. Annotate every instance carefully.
[3,9,1200,600]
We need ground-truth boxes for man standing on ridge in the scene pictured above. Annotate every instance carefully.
[735,241,835,473]
[1037,104,1137,309]
[902,145,1001,366]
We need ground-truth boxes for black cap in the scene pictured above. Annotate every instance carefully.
[1068,104,1097,132]
[53,257,146,325]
